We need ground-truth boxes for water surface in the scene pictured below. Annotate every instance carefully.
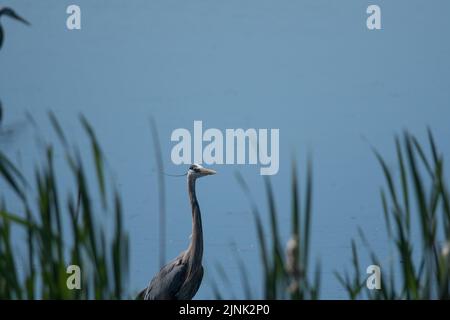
[1,0,450,299]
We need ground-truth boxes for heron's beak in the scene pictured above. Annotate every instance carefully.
[12,13,30,26]
[200,168,216,176]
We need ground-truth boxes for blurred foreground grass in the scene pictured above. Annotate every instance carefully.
[211,130,449,300]
[337,130,450,299]
[0,113,128,299]
[1,115,449,299]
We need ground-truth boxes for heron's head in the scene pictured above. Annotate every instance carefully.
[0,7,30,25]
[188,164,216,179]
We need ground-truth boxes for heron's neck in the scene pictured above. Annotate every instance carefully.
[187,176,203,266]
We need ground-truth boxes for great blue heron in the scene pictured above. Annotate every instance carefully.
[0,7,30,50]
[139,164,216,300]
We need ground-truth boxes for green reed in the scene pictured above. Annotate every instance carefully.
[0,113,129,299]
[229,158,320,299]
[2,115,449,300]
[337,130,450,299]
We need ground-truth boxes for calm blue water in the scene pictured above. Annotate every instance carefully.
[1,0,450,299]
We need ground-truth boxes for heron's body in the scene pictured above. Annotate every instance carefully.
[141,164,215,300]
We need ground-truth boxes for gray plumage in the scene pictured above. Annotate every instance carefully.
[140,164,216,300]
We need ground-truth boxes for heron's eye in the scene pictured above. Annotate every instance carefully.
[189,165,201,172]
